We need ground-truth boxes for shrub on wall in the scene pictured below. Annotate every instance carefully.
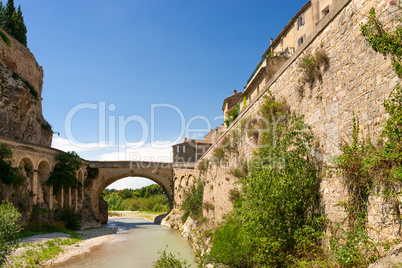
[0,143,23,185]
[297,46,329,97]
[181,179,204,221]
[46,152,83,194]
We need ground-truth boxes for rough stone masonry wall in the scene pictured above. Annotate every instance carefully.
[167,0,402,245]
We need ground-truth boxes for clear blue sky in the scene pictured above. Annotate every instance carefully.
[15,0,307,189]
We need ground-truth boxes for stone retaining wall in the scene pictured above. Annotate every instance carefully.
[168,0,402,245]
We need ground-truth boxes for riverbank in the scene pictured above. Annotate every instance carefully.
[6,212,168,267]
[108,210,167,222]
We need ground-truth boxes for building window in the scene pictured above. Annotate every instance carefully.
[297,35,306,47]
[183,146,186,153]
[297,13,305,30]
[322,6,329,18]
[177,146,179,153]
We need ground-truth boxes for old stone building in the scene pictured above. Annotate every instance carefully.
[241,0,336,110]
[222,90,243,127]
[172,138,212,164]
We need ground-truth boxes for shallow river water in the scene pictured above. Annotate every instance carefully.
[55,218,197,268]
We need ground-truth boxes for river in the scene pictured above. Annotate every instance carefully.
[54,218,197,268]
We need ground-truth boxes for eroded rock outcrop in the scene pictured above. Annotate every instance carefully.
[0,27,52,147]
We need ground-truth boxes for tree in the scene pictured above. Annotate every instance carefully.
[46,152,83,194]
[0,1,27,45]
[0,2,6,29]
[13,5,26,45]
[3,0,15,33]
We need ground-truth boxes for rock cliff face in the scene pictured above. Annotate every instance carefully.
[0,27,52,147]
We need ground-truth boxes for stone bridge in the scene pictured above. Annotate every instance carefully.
[88,161,173,222]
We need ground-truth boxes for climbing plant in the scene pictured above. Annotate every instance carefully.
[361,2,402,78]
[325,3,402,265]
[46,152,83,194]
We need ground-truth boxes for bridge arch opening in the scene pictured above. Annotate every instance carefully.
[18,157,34,193]
[37,160,51,207]
[97,176,172,221]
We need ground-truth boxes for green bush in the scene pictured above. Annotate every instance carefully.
[58,207,81,230]
[181,180,204,220]
[0,201,21,266]
[207,94,323,267]
[0,143,24,185]
[153,246,190,268]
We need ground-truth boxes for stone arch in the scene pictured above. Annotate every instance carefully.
[188,175,194,187]
[35,158,50,170]
[17,155,35,170]
[37,160,51,207]
[17,156,34,191]
[95,174,172,206]
[180,176,185,187]
[16,156,35,220]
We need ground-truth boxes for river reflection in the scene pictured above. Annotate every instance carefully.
[54,218,197,268]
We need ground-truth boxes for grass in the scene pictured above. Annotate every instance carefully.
[40,121,52,132]
[9,237,81,268]
[18,224,80,240]
[11,72,39,99]
[0,30,10,46]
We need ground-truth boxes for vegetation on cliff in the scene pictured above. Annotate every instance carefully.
[0,0,27,45]
[102,184,170,213]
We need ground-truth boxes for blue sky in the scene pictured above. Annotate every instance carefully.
[15,0,307,189]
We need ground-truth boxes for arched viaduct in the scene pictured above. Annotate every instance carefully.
[0,136,175,227]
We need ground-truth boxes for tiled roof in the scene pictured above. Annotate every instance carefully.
[222,92,243,111]
[173,139,212,146]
